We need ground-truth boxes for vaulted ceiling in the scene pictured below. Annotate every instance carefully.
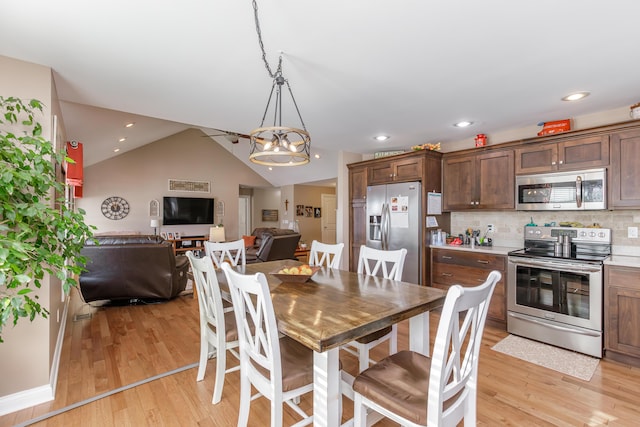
[1,1,639,187]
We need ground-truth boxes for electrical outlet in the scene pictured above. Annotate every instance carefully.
[628,227,638,238]
[487,224,495,233]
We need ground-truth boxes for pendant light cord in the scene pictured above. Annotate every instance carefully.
[252,0,282,79]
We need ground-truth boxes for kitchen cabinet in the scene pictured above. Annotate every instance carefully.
[442,148,514,211]
[605,265,640,367]
[367,156,423,185]
[610,128,640,209]
[348,164,368,271]
[515,134,609,174]
[431,248,507,327]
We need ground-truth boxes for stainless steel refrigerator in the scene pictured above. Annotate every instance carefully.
[366,181,422,284]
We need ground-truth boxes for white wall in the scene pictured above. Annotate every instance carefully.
[0,55,63,410]
[77,128,273,242]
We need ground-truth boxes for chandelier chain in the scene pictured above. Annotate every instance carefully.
[252,0,282,79]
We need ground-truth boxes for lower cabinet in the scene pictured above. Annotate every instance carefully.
[605,265,640,366]
[431,248,507,327]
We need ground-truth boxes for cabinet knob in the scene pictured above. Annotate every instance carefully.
[477,260,489,264]
[441,273,453,277]
[559,160,564,164]
[552,161,556,165]
[442,256,453,260]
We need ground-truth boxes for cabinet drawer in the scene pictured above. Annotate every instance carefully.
[432,249,506,270]
[606,265,640,290]
[432,263,505,296]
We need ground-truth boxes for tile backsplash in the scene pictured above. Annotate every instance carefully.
[451,211,640,256]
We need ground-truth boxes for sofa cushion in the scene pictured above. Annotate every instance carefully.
[242,235,257,248]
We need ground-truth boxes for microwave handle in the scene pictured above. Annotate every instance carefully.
[576,176,582,208]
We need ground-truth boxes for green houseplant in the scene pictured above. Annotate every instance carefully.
[0,96,94,343]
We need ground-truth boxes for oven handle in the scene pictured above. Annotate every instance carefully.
[508,312,601,337]
[508,258,601,274]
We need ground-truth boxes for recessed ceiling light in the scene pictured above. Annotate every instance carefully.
[113,148,120,153]
[453,121,473,128]
[562,91,590,101]
[268,167,273,171]
[119,137,126,142]
[374,135,390,141]
[125,122,135,128]
[314,154,320,159]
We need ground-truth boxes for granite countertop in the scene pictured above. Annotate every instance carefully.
[430,244,520,256]
[604,255,640,268]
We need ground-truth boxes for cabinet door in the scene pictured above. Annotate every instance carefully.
[368,162,394,185]
[606,285,640,357]
[349,165,368,201]
[558,135,609,170]
[393,157,423,182]
[610,129,640,208]
[442,154,476,211]
[476,149,515,210]
[349,201,366,272]
[515,142,557,174]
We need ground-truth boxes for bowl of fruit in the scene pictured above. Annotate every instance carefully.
[270,264,320,283]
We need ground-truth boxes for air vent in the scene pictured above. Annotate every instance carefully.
[168,179,210,193]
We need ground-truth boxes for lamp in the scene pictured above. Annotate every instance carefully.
[150,219,159,236]
[209,226,226,243]
[249,0,311,167]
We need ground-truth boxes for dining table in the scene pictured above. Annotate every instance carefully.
[217,259,447,427]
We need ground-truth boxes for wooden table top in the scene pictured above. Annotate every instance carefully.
[218,260,446,353]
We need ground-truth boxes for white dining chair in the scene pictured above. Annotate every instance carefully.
[221,263,316,427]
[344,245,408,372]
[185,251,240,404]
[352,271,501,427]
[309,240,344,268]
[204,238,246,268]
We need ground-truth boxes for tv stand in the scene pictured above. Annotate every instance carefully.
[167,235,207,256]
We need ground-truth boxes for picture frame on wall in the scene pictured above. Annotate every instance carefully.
[305,206,313,217]
[262,209,278,222]
[296,205,305,216]
[314,207,321,218]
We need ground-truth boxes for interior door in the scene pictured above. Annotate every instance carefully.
[238,195,251,236]
[321,194,337,244]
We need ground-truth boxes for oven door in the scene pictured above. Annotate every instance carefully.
[507,257,602,332]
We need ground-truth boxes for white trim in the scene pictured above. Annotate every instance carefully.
[0,296,69,416]
[0,385,54,416]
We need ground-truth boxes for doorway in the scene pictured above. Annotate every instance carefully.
[321,194,337,244]
[238,195,252,236]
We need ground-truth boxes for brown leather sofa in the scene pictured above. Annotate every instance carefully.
[79,235,189,302]
[245,228,301,263]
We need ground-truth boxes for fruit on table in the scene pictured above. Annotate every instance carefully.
[278,264,314,275]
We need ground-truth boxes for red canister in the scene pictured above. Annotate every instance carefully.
[474,134,487,147]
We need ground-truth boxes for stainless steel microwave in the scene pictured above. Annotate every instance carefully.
[516,168,606,211]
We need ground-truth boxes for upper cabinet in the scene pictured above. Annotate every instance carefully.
[610,128,640,209]
[515,135,609,175]
[443,148,515,211]
[368,156,423,185]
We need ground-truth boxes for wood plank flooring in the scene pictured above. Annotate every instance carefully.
[2,286,640,426]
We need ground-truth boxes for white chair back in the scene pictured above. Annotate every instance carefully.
[309,240,344,268]
[204,239,246,268]
[428,270,500,425]
[186,251,240,403]
[221,263,314,426]
[357,245,407,281]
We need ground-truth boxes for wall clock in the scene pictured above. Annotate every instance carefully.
[101,196,130,220]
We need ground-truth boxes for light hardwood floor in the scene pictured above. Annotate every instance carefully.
[2,287,640,426]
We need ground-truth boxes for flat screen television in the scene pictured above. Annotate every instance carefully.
[163,196,214,225]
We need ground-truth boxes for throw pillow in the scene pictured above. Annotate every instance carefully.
[242,235,257,248]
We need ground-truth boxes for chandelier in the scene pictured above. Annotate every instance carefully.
[249,0,311,167]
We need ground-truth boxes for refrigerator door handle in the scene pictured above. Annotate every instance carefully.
[382,202,391,250]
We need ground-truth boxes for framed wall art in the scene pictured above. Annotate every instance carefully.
[262,209,278,222]
[305,206,313,217]
[314,207,321,218]
[296,205,305,216]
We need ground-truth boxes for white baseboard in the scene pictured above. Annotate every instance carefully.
[0,296,69,416]
[0,385,54,416]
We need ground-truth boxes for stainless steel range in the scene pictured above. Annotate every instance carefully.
[507,226,611,358]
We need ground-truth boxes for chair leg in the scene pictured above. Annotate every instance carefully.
[389,325,398,354]
[272,397,283,427]
[211,345,226,404]
[358,344,369,373]
[197,334,209,382]
[237,375,251,427]
[353,393,366,427]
